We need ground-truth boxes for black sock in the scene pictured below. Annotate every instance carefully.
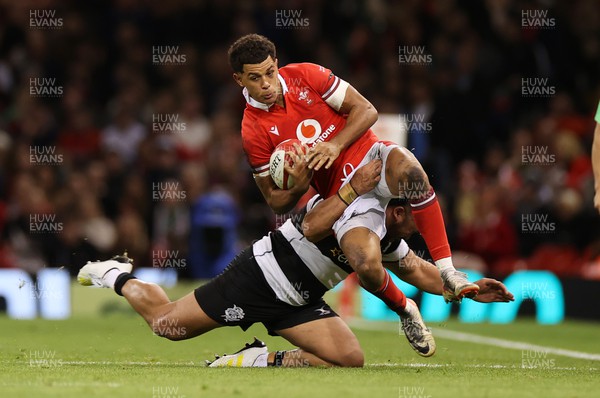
[114,273,137,296]
[268,351,286,367]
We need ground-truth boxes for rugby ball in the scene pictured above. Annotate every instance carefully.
[269,139,304,190]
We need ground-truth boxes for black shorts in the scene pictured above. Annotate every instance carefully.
[194,247,338,335]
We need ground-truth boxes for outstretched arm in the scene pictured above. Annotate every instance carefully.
[385,250,514,303]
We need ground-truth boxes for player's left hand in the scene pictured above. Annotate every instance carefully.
[472,278,514,303]
[306,142,342,171]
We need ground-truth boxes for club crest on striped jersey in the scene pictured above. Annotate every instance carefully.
[222,304,245,322]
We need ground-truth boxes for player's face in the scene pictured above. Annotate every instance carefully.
[385,205,418,240]
[233,56,280,106]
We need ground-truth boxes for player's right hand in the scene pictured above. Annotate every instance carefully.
[594,190,600,214]
[284,142,313,193]
[349,159,382,195]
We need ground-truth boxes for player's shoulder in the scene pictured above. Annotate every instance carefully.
[280,62,330,77]
[241,108,258,126]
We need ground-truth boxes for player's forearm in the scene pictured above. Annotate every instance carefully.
[302,159,382,242]
[385,251,443,295]
[302,195,347,242]
[255,174,309,215]
[267,187,308,214]
[330,103,377,151]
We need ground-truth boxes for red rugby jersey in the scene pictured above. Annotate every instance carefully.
[241,62,377,198]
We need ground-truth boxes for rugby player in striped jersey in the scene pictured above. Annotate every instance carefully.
[78,160,513,367]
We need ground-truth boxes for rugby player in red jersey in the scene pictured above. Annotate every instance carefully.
[228,34,479,311]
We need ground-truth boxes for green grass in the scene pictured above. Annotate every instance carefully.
[1,283,599,397]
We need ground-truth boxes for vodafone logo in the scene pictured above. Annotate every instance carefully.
[296,119,321,144]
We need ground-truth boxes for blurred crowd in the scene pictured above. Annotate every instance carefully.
[0,0,599,279]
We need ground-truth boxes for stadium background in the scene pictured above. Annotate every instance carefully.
[0,0,600,320]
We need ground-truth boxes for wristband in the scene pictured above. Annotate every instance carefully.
[337,182,358,206]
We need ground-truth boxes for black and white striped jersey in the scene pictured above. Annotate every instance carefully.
[252,196,409,306]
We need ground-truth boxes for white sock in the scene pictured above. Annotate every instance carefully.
[103,268,127,289]
[252,353,268,367]
[435,257,455,273]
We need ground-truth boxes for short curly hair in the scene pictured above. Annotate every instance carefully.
[228,34,276,73]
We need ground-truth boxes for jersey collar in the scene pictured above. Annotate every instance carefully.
[242,74,288,111]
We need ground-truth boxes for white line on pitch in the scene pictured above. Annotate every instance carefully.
[432,328,600,361]
[369,363,599,370]
[348,319,600,361]
[13,360,196,366]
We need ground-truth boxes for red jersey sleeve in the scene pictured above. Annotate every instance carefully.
[286,63,348,110]
[241,113,273,177]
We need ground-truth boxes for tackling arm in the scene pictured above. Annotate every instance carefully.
[301,159,382,242]
[384,250,442,295]
[384,250,514,303]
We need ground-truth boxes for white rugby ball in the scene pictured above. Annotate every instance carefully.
[269,139,303,190]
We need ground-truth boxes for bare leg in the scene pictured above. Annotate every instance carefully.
[339,227,386,291]
[121,279,221,340]
[273,317,364,367]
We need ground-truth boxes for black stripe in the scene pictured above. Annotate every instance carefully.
[270,230,328,302]
[313,235,355,274]
[381,238,402,255]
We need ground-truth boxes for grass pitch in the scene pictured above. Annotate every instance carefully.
[1,283,599,398]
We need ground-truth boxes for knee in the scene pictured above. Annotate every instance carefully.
[150,314,188,341]
[341,239,384,291]
[392,148,428,185]
[336,348,364,368]
[345,247,381,277]
[399,163,428,187]
[398,163,430,202]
